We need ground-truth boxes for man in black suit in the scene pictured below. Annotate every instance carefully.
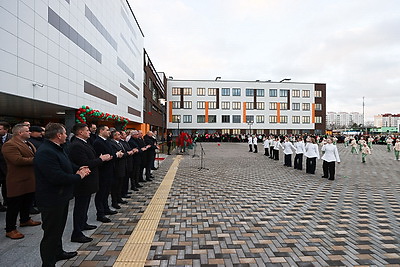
[68,123,112,243]
[143,131,159,181]
[109,130,132,209]
[87,123,97,146]
[93,125,123,223]
[0,121,12,212]
[120,131,137,196]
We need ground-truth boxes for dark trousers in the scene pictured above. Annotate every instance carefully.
[253,145,258,153]
[264,148,269,156]
[95,177,111,217]
[269,147,274,158]
[130,163,140,189]
[284,154,292,167]
[306,157,317,174]
[111,176,123,205]
[274,149,279,160]
[322,161,335,179]
[6,192,34,232]
[144,157,152,179]
[248,144,252,152]
[121,174,129,196]
[39,202,69,267]
[167,143,171,154]
[294,153,303,170]
[72,194,91,239]
[1,179,7,205]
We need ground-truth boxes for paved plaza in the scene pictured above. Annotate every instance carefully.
[0,142,399,266]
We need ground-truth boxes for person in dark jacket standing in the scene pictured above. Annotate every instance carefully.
[0,121,12,212]
[92,125,123,223]
[166,132,173,155]
[143,131,159,181]
[34,123,90,267]
[128,130,147,188]
[68,123,111,243]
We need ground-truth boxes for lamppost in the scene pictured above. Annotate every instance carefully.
[177,117,180,136]
[247,120,254,135]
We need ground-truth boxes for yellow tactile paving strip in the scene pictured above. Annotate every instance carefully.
[114,155,182,267]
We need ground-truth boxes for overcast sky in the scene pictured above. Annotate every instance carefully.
[130,0,399,121]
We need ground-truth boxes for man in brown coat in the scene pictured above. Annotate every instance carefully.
[2,123,41,239]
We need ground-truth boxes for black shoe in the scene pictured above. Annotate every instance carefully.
[83,224,97,230]
[112,204,121,209]
[328,178,335,180]
[150,174,155,178]
[147,178,153,181]
[104,210,118,215]
[136,184,143,188]
[321,176,328,178]
[167,153,171,155]
[97,216,111,223]
[0,204,6,212]
[151,167,158,170]
[29,206,40,214]
[56,251,78,261]
[71,235,93,243]
[118,200,128,204]
[132,188,139,191]
[121,195,131,198]
[139,179,147,182]
[126,192,133,195]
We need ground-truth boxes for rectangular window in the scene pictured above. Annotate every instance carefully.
[315,116,322,123]
[221,88,230,96]
[232,129,240,134]
[183,88,192,95]
[256,102,265,110]
[183,101,192,109]
[302,116,311,124]
[232,102,241,110]
[197,115,205,123]
[172,115,181,123]
[246,89,254,96]
[256,89,265,97]
[256,115,264,123]
[280,115,288,123]
[222,115,230,123]
[232,115,241,123]
[269,89,277,97]
[197,101,205,109]
[246,115,254,123]
[315,90,322,98]
[172,101,181,109]
[183,115,192,123]
[280,102,288,110]
[208,88,217,96]
[232,88,241,96]
[292,89,300,97]
[197,87,205,96]
[269,102,277,110]
[221,101,230,110]
[269,115,277,123]
[315,103,322,111]
[302,90,310,98]
[208,101,217,109]
[292,103,300,110]
[208,115,217,123]
[302,103,310,111]
[172,87,180,95]
[280,89,288,97]
[292,116,300,124]
[246,102,254,110]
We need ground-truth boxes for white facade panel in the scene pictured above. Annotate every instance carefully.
[0,0,144,122]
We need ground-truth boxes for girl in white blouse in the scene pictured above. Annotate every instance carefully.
[321,137,340,180]
[305,137,320,174]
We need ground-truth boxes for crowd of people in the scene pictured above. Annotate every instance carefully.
[246,133,400,180]
[0,121,159,266]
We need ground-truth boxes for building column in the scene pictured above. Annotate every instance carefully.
[65,110,76,135]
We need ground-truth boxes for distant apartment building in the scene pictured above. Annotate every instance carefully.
[374,114,400,127]
[326,112,363,128]
[167,79,326,135]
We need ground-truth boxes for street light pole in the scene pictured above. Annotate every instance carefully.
[362,96,365,134]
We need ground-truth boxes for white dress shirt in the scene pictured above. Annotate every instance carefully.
[248,136,253,144]
[321,144,340,162]
[253,137,257,145]
[294,141,305,154]
[274,141,282,150]
[282,141,296,155]
[305,143,320,159]
[263,139,270,148]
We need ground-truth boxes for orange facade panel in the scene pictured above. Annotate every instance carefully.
[205,101,209,123]
[312,103,315,123]
[243,102,247,123]
[169,101,173,122]
[277,102,281,123]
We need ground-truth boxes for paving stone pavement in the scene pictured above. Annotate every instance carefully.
[1,144,399,266]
